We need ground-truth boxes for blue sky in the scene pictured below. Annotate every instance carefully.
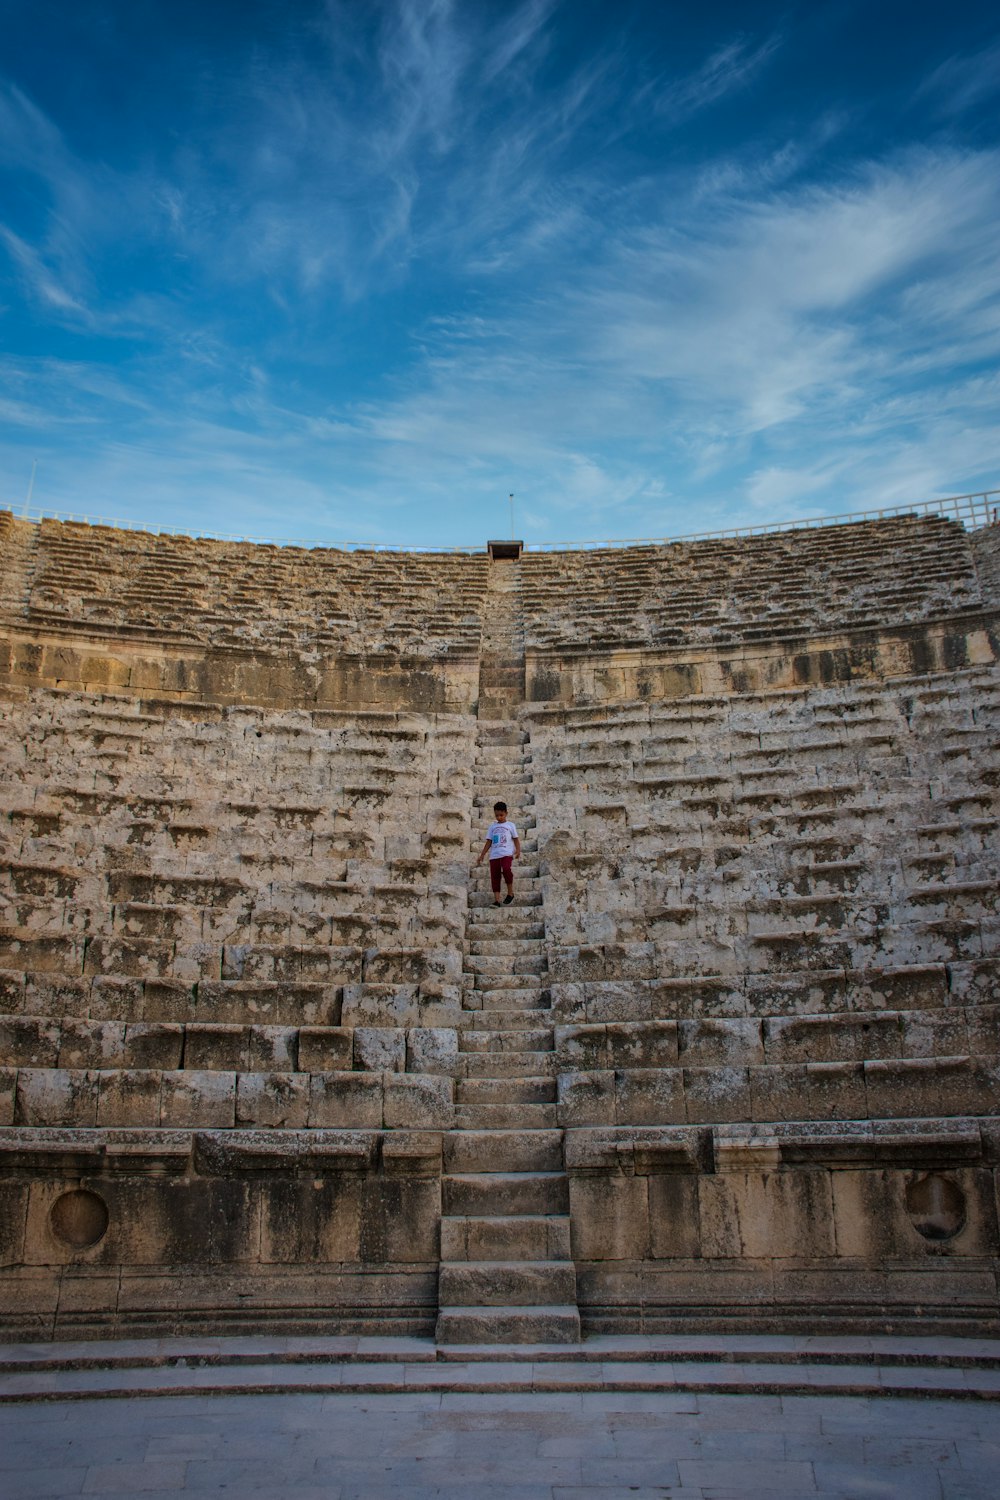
[1,1,999,547]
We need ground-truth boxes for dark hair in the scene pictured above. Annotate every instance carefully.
[494,801,507,813]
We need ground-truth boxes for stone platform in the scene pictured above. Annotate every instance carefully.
[3,1352,1000,1499]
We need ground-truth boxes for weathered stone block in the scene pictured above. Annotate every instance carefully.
[548,945,606,983]
[84,937,174,978]
[0,1017,60,1068]
[652,975,745,1019]
[947,959,999,1006]
[248,1025,297,1072]
[648,1174,701,1258]
[683,1066,751,1123]
[0,1182,27,1266]
[900,1009,970,1058]
[555,1024,608,1070]
[340,983,419,1027]
[863,1057,981,1118]
[97,1068,162,1127]
[0,932,84,974]
[360,1177,441,1262]
[678,1018,762,1067]
[362,947,459,984]
[259,1177,363,1263]
[604,942,656,979]
[606,1021,678,1068]
[0,1068,16,1126]
[183,1024,249,1071]
[762,1013,900,1064]
[160,1069,236,1127]
[0,970,26,1013]
[569,1174,650,1260]
[354,1027,406,1073]
[406,1027,458,1073]
[236,1071,310,1128]
[750,1062,866,1122]
[131,979,191,1022]
[615,1068,685,1126]
[965,1005,1000,1056]
[198,980,339,1027]
[746,970,847,1017]
[24,972,89,1017]
[297,1027,353,1072]
[383,1072,452,1128]
[308,1071,383,1128]
[122,1022,184,1069]
[699,1169,835,1259]
[14,1068,99,1126]
[851,964,948,1011]
[58,1020,127,1069]
[557,1070,615,1126]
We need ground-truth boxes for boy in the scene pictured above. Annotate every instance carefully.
[476,800,520,905]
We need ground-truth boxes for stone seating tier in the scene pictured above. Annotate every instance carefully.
[2,668,998,1139]
[0,516,488,659]
[521,515,984,652]
[1,512,999,1341]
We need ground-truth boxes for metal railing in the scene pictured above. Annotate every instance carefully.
[4,488,998,553]
[525,490,1000,551]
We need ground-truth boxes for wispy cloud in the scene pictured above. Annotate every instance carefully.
[0,225,88,318]
[920,38,1000,117]
[0,5,997,545]
[650,33,780,123]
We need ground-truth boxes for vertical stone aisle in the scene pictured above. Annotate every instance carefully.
[435,552,580,1344]
[0,515,40,616]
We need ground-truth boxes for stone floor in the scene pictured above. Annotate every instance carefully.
[2,1387,1000,1499]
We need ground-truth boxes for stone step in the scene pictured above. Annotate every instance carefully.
[462,986,548,1009]
[468,892,541,908]
[478,700,524,719]
[465,937,546,957]
[459,1028,553,1052]
[459,1051,559,1078]
[442,1171,570,1216]
[455,1077,556,1105]
[454,1103,558,1129]
[435,1305,581,1345]
[462,971,546,992]
[444,1129,564,1173]
[475,729,528,746]
[466,920,544,940]
[469,851,539,865]
[465,954,546,975]
[470,1008,551,1029]
[440,1215,571,1262]
[8,1335,1000,1393]
[438,1260,577,1307]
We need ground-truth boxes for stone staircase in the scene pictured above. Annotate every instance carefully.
[436,551,580,1344]
[0,514,40,616]
[476,552,526,719]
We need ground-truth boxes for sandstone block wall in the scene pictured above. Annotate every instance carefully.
[1,509,999,1338]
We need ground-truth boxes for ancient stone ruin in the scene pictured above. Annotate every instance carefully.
[0,508,998,1342]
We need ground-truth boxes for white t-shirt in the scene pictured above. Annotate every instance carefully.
[488,820,517,859]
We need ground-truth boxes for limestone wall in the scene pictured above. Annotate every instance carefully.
[0,513,484,711]
[528,665,1000,1331]
[523,516,983,653]
[0,690,473,1336]
[1,509,999,1338]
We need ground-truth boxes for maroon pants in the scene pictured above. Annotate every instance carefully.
[489,855,513,893]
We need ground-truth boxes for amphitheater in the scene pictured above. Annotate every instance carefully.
[2,498,1000,1376]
